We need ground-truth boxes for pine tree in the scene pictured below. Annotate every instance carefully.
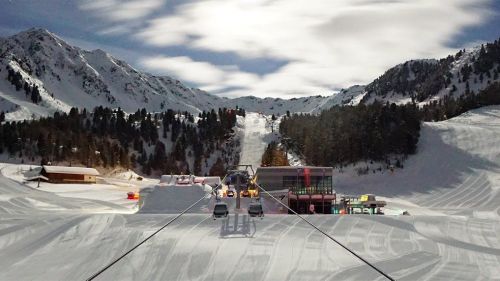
[13,71,23,91]
[209,157,225,176]
[31,86,42,104]
[24,82,30,97]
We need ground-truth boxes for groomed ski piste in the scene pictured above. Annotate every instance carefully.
[1,108,500,280]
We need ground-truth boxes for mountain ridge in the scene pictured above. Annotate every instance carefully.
[0,28,498,121]
[362,41,500,105]
[0,28,346,120]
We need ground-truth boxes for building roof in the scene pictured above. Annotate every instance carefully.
[42,165,100,176]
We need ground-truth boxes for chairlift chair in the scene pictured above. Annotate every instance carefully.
[213,202,229,220]
[248,202,264,219]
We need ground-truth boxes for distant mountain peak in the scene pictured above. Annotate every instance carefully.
[16,27,64,43]
[4,28,495,122]
[0,28,344,121]
[23,27,52,35]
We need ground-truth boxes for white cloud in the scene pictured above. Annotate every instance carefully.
[140,55,336,99]
[96,25,133,36]
[132,0,492,98]
[79,0,165,22]
[140,56,261,96]
[141,56,228,84]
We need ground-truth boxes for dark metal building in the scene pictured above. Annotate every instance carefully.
[256,166,336,214]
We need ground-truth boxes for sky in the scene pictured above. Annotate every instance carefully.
[0,0,499,99]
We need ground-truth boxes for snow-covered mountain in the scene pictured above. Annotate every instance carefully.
[0,28,226,119]
[1,28,497,121]
[0,28,349,120]
[224,85,363,117]
[362,41,500,105]
[227,85,368,115]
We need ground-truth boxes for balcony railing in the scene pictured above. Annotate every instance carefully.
[289,186,333,195]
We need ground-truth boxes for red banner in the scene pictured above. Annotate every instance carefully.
[303,168,311,187]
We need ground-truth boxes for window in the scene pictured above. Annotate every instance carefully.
[287,175,333,194]
[283,176,297,188]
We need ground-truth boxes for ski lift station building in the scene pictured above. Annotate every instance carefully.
[255,166,336,214]
[40,165,100,183]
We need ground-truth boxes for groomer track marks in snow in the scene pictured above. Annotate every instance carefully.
[2,107,500,280]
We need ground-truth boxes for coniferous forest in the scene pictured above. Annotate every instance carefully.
[0,106,245,176]
[280,82,500,168]
[420,82,500,121]
[363,40,500,103]
[280,102,421,168]
[0,81,498,174]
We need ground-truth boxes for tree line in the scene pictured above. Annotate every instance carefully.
[421,82,500,121]
[0,106,245,176]
[280,81,500,168]
[279,102,421,168]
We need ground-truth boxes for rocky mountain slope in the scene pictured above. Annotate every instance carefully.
[362,40,500,105]
[0,28,224,118]
[0,28,498,121]
[0,28,350,120]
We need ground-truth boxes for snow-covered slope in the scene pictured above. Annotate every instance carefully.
[426,47,499,104]
[1,29,497,121]
[317,85,367,108]
[3,103,500,280]
[2,158,500,280]
[335,105,500,217]
[224,86,366,115]
[363,43,500,105]
[238,112,277,168]
[238,112,305,168]
[0,28,223,117]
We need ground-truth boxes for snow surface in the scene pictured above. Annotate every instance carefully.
[239,112,279,168]
[238,112,304,167]
[1,107,500,280]
[0,164,147,214]
[139,184,212,214]
[334,105,500,218]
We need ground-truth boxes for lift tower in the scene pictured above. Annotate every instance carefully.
[226,165,255,210]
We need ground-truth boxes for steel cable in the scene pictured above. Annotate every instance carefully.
[86,174,228,281]
[255,182,395,281]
